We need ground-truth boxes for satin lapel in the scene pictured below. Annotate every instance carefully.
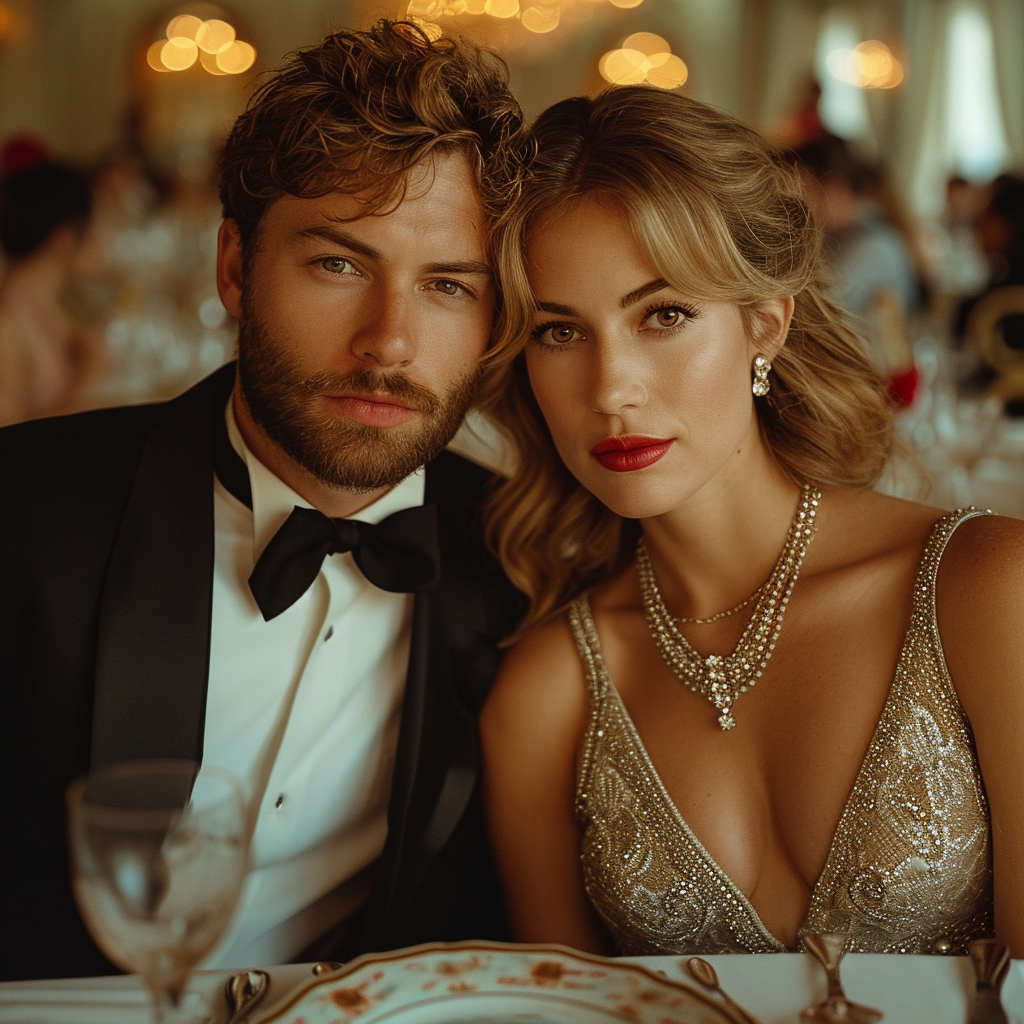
[90,365,235,770]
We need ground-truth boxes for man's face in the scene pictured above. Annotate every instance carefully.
[220,152,494,492]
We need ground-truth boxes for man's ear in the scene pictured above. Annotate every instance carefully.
[217,219,245,320]
[749,295,795,362]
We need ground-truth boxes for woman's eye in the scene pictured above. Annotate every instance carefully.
[645,307,685,329]
[321,257,355,275]
[534,323,582,346]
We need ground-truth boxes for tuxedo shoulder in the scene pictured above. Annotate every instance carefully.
[0,403,161,537]
[0,402,159,473]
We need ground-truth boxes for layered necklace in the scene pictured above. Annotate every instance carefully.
[636,482,821,731]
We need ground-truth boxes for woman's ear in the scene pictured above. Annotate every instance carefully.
[749,295,795,362]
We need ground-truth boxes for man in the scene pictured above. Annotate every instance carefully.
[0,22,526,979]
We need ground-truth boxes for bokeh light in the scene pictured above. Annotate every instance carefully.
[827,39,904,89]
[485,0,521,19]
[622,32,669,56]
[166,14,203,41]
[161,36,198,71]
[195,19,235,53]
[521,4,560,32]
[148,15,257,76]
[215,39,256,74]
[599,36,687,88]
[199,48,229,74]
[147,39,172,71]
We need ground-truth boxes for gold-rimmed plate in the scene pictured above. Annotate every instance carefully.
[256,941,734,1023]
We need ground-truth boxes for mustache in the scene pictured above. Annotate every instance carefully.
[300,367,443,414]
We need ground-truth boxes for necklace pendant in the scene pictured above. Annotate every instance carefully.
[717,712,736,731]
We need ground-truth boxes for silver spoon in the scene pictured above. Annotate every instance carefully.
[800,932,883,1023]
[224,969,270,1024]
[684,957,763,1024]
[312,961,343,976]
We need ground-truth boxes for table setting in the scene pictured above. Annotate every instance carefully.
[5,759,1022,1024]
[3,939,1024,1024]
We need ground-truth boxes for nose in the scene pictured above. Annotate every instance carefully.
[350,287,415,368]
[591,341,648,415]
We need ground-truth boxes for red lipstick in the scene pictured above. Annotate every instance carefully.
[590,435,673,472]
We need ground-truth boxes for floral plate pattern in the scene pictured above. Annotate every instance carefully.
[256,941,733,1024]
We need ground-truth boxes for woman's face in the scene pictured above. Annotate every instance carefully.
[524,196,775,520]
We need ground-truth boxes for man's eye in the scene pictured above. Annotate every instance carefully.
[321,257,355,274]
[433,280,465,296]
[532,323,582,346]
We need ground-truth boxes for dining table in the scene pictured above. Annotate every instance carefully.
[1,949,1023,1024]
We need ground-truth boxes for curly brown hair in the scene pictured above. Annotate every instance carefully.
[218,20,527,254]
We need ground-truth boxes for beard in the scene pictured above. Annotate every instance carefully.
[236,306,480,492]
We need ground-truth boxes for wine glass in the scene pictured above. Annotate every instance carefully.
[67,760,248,1023]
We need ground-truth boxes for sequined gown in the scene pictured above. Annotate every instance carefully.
[570,508,993,955]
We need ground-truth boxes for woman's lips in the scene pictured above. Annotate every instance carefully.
[589,435,673,472]
[324,394,417,428]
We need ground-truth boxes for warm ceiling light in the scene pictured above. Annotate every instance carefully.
[827,40,903,89]
[521,4,559,31]
[215,39,256,74]
[199,48,229,74]
[622,31,668,56]
[607,0,645,10]
[600,48,648,84]
[195,19,235,54]
[646,52,687,89]
[166,14,203,40]
[484,0,520,18]
[147,39,172,71]
[161,36,198,70]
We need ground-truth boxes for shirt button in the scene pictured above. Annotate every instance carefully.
[324,626,334,642]
[274,793,285,809]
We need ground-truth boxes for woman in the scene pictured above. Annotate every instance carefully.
[479,88,1024,957]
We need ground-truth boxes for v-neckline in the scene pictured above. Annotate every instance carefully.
[575,593,911,952]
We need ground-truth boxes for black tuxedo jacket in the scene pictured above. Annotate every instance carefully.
[0,364,523,980]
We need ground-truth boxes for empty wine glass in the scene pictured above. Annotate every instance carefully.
[67,760,248,1023]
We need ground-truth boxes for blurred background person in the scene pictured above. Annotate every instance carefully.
[792,134,926,408]
[0,136,104,426]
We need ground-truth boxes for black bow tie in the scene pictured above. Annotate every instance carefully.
[213,407,440,621]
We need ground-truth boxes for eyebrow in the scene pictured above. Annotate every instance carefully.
[535,278,670,317]
[295,226,381,261]
[619,278,670,308]
[294,226,491,278]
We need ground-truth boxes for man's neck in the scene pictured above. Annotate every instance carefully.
[230,382,394,519]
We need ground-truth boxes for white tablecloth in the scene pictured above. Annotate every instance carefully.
[1,953,1022,1024]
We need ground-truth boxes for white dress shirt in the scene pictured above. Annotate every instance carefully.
[201,402,424,968]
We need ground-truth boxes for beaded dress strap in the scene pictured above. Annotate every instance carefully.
[911,506,991,633]
[567,596,607,704]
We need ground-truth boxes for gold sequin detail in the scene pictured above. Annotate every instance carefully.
[570,508,994,956]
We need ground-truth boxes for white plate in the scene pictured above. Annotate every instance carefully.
[257,941,734,1024]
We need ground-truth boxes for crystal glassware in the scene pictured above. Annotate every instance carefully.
[67,759,248,1023]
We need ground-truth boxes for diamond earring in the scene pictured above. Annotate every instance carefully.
[752,354,771,397]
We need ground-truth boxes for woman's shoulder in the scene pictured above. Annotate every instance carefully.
[811,488,948,573]
[482,611,591,743]
[936,508,1024,614]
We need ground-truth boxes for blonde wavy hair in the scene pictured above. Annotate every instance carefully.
[481,87,899,639]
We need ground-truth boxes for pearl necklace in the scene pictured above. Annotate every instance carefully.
[636,483,821,731]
